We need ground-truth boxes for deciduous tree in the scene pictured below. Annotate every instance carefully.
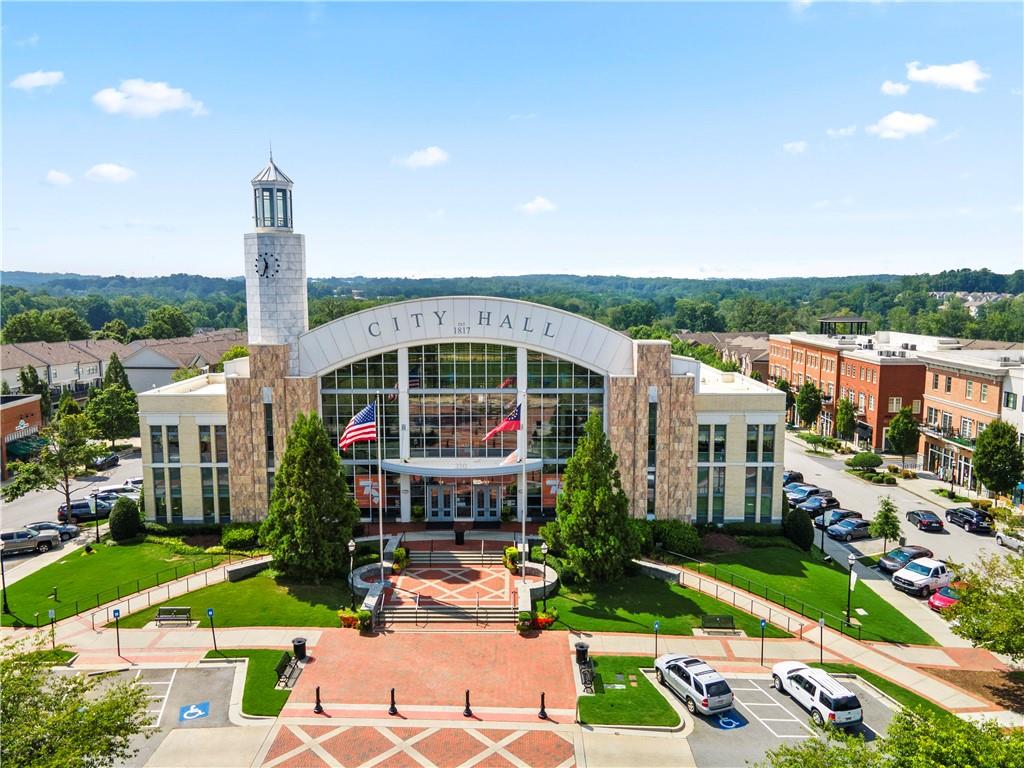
[972,419,1024,497]
[795,381,822,429]
[946,551,1024,662]
[85,385,137,449]
[870,497,902,553]
[17,365,51,420]
[555,409,639,583]
[835,398,854,442]
[171,366,201,382]
[886,407,920,468]
[143,306,193,340]
[259,413,359,581]
[775,378,796,422]
[55,392,82,419]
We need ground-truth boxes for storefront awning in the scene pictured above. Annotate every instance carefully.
[5,436,47,459]
[380,457,545,478]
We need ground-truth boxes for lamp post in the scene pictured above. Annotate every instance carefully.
[540,542,549,612]
[348,539,356,610]
[846,553,857,624]
[1,548,10,614]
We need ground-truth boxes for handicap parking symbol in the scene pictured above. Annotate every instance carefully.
[712,710,748,730]
[178,701,210,722]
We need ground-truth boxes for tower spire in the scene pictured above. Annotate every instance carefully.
[269,139,273,162]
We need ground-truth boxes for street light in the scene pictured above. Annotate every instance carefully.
[846,553,857,624]
[540,542,549,612]
[1,548,10,614]
[348,539,357,610]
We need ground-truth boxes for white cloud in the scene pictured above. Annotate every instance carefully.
[826,125,856,138]
[906,60,989,93]
[518,196,556,215]
[85,163,136,183]
[783,141,808,155]
[15,33,40,47]
[45,170,72,186]
[881,80,909,96]
[92,79,206,117]
[394,146,449,169]
[866,111,936,139]
[9,70,64,91]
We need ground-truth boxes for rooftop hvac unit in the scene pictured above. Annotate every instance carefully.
[910,344,917,351]
[898,351,907,357]
[901,343,909,350]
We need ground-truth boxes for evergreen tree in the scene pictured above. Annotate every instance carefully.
[17,366,51,421]
[972,419,1024,497]
[795,381,823,430]
[869,497,902,553]
[259,413,359,581]
[85,385,138,449]
[55,392,82,419]
[555,409,639,584]
[835,398,855,442]
[886,407,920,468]
[102,352,133,391]
[782,508,814,551]
[1,380,11,395]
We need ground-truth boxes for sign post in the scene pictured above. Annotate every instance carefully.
[818,617,825,666]
[113,608,122,658]
[208,608,217,653]
[654,620,660,658]
[49,608,56,650]
[760,618,766,666]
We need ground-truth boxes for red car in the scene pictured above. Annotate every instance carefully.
[927,585,961,612]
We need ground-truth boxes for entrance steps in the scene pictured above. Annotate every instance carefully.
[407,550,505,567]
[381,604,518,626]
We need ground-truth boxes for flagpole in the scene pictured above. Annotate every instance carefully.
[521,422,527,587]
[377,394,385,584]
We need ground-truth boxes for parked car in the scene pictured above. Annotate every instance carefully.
[892,557,953,597]
[814,509,862,530]
[57,498,113,523]
[771,662,863,729]
[783,470,804,486]
[905,510,944,532]
[878,545,934,574]
[995,529,1022,552]
[826,518,872,542]
[787,485,831,508]
[25,521,81,542]
[944,507,993,534]
[797,495,841,515]
[1,528,60,554]
[928,584,962,612]
[96,485,140,498]
[91,491,129,506]
[123,477,143,490]
[654,654,734,716]
[91,453,119,471]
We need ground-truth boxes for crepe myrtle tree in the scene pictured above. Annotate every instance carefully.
[795,381,823,430]
[886,407,920,469]
[869,497,902,554]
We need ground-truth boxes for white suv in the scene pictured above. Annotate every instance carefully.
[996,529,1022,552]
[654,654,734,716]
[772,662,863,728]
[891,557,953,597]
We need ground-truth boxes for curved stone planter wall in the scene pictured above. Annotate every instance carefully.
[522,561,560,602]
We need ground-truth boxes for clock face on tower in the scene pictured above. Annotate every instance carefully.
[254,252,280,279]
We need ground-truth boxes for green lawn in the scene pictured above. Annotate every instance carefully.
[811,663,957,725]
[546,574,790,638]
[115,570,352,628]
[1,540,224,627]
[204,649,291,716]
[577,655,680,727]
[686,547,936,645]
[22,648,77,665]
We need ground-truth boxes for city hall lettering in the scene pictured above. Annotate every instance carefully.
[366,308,556,340]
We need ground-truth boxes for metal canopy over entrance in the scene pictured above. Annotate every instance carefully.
[381,457,544,478]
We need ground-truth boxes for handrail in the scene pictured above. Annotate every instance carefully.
[656,548,864,642]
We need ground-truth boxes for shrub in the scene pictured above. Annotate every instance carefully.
[871,475,885,484]
[850,452,884,470]
[143,535,206,555]
[978,499,993,511]
[884,476,897,485]
[205,545,226,555]
[146,522,168,535]
[631,519,655,556]
[221,523,260,551]
[517,611,533,632]
[411,505,425,523]
[734,535,801,551]
[900,469,917,479]
[338,608,359,629]
[504,545,520,570]
[887,464,901,474]
[722,522,783,537]
[108,496,142,541]
[782,509,814,551]
[539,520,562,554]
[651,519,702,556]
[357,609,373,632]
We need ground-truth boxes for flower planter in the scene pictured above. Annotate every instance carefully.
[534,616,555,630]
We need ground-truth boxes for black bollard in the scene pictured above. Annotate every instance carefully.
[388,687,398,716]
[463,689,472,718]
[538,691,547,720]
[313,686,323,714]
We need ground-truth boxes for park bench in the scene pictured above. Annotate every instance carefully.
[579,660,595,694]
[700,614,736,632]
[275,652,297,688]
[155,606,192,626]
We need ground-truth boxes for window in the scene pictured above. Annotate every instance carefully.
[647,401,657,517]
[945,376,952,394]
[760,467,774,523]
[152,469,167,523]
[888,397,902,413]
[761,425,775,462]
[932,373,939,390]
[926,406,937,425]
[912,399,921,414]
[214,425,228,463]
[712,467,726,523]
[217,467,231,523]
[201,467,215,524]
[166,425,179,463]
[744,467,757,523]
[264,402,274,469]
[868,395,875,411]
[696,467,709,524]
[169,468,182,524]
[965,381,974,400]
[858,393,865,412]
[697,425,710,463]
[960,417,973,437]
[980,384,988,403]
[199,425,212,463]
[746,425,759,463]
[1005,391,1018,410]
[149,425,164,463]
[713,425,727,462]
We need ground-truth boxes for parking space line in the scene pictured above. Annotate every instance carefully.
[145,669,176,729]
[730,680,816,740]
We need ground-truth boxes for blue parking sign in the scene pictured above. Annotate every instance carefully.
[760,619,766,629]
[653,621,660,632]
[112,609,120,619]
[207,608,214,618]
[179,701,210,722]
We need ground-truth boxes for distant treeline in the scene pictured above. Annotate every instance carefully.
[2,268,1022,345]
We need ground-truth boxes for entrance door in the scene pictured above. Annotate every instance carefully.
[427,486,454,521]
[473,485,500,520]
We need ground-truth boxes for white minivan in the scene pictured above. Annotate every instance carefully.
[772,662,863,728]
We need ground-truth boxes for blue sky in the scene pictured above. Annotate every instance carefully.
[4,2,1022,279]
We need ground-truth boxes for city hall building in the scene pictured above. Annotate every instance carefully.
[137,158,786,527]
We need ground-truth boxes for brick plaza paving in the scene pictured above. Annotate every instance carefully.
[386,567,514,608]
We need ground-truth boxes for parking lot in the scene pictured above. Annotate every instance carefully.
[686,675,896,768]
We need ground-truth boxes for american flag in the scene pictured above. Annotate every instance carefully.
[483,402,522,442]
[339,401,377,450]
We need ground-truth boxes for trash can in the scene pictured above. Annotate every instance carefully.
[292,637,307,661]
[455,529,465,545]
[575,642,589,665]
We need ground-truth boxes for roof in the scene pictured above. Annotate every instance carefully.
[4,341,102,367]
[251,157,293,186]
[0,345,47,371]
[957,339,1023,351]
[69,338,131,359]
[818,315,869,323]
[124,329,246,369]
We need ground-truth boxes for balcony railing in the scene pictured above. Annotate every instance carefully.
[923,423,975,448]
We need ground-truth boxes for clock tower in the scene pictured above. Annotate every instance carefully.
[244,153,308,372]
